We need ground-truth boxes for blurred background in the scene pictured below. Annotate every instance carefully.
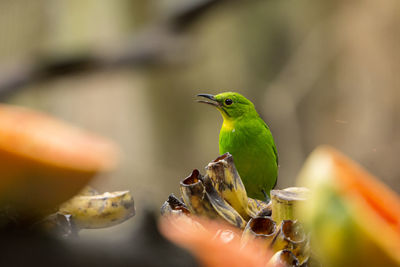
[0,0,399,238]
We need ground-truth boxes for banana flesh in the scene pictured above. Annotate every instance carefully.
[59,190,135,229]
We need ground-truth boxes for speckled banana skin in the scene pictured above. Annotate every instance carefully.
[160,194,190,216]
[180,170,219,219]
[202,175,246,228]
[206,153,250,220]
[247,197,271,218]
[179,169,246,228]
[59,190,135,229]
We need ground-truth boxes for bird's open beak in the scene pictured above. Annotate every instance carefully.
[196,94,220,107]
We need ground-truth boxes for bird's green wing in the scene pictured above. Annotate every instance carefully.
[262,120,278,166]
[261,120,278,190]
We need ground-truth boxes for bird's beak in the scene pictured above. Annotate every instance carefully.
[196,94,219,107]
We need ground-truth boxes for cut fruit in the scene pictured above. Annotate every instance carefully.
[160,216,271,267]
[297,146,400,267]
[0,104,118,214]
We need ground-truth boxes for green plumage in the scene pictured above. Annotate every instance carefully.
[198,92,278,200]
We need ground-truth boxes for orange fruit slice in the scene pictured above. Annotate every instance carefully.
[0,104,118,215]
[297,146,400,267]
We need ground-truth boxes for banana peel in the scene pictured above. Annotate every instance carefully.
[240,217,309,265]
[169,155,274,229]
[206,153,250,220]
[59,190,135,229]
[241,216,277,249]
[38,212,78,238]
[161,194,190,216]
[268,249,299,267]
[180,169,219,218]
[202,175,246,228]
[271,187,309,224]
[271,220,309,265]
[78,186,100,196]
[205,153,270,220]
[247,197,271,217]
[162,153,312,266]
[179,169,246,228]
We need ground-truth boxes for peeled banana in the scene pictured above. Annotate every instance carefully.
[59,190,135,229]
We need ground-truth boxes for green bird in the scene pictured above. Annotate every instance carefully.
[197,92,278,201]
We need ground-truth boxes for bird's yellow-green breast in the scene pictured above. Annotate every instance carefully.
[197,92,278,200]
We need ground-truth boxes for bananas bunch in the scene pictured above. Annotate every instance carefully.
[161,153,312,267]
[41,187,135,235]
[161,153,270,229]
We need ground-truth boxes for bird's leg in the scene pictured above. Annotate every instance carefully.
[262,189,271,203]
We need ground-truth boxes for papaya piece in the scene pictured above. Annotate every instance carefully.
[0,104,118,215]
[160,216,272,267]
[297,146,400,267]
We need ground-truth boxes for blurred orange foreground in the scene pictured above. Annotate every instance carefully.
[160,216,272,267]
[0,104,118,214]
[298,146,400,267]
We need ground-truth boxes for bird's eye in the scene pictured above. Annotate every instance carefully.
[225,99,233,105]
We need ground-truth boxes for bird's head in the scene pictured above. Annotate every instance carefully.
[196,92,256,120]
